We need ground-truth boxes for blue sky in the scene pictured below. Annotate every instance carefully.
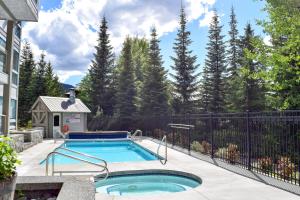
[23,0,267,86]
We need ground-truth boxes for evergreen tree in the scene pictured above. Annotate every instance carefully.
[89,17,115,115]
[225,6,242,112]
[18,42,35,126]
[170,7,199,114]
[44,62,63,97]
[239,24,266,111]
[30,52,47,100]
[200,11,226,112]
[77,74,92,109]
[129,37,149,110]
[115,37,137,129]
[227,6,239,77]
[140,27,169,116]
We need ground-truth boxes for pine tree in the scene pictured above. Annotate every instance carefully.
[200,11,226,112]
[89,17,115,115]
[225,6,241,112]
[130,37,149,110]
[115,37,137,129]
[170,7,199,114]
[227,6,239,76]
[44,62,63,97]
[77,74,92,108]
[140,27,169,116]
[18,42,35,126]
[30,52,47,100]
[239,24,266,111]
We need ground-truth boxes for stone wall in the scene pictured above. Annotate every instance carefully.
[10,128,44,151]
[9,134,24,153]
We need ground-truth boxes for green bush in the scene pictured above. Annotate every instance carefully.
[0,136,21,180]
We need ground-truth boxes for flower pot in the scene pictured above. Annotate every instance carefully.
[0,173,17,200]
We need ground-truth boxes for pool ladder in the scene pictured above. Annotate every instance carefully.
[45,147,109,180]
[157,135,167,165]
[130,129,143,139]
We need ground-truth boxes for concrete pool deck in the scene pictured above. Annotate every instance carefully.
[17,139,300,200]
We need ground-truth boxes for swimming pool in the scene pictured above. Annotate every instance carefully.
[95,171,201,196]
[42,140,158,164]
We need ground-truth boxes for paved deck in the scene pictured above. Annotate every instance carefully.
[17,139,300,200]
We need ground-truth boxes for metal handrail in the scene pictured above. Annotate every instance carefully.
[54,146,107,168]
[130,129,142,139]
[157,135,167,165]
[45,152,109,180]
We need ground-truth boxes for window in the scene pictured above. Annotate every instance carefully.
[14,25,21,39]
[54,115,60,126]
[10,99,17,120]
[0,51,5,72]
[13,50,19,72]
[0,37,5,49]
[12,72,18,85]
[0,20,7,30]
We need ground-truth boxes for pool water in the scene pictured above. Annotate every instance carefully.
[42,140,158,164]
[95,173,201,196]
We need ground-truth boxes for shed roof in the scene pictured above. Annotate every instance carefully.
[31,96,91,113]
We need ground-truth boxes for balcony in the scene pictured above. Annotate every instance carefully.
[0,0,39,22]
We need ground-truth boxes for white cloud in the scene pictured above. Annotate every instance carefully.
[57,70,85,83]
[199,8,215,27]
[263,35,272,46]
[22,0,216,83]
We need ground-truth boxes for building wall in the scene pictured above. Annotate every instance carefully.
[62,113,85,133]
[0,20,21,131]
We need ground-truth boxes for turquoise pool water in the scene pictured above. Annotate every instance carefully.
[42,140,158,164]
[95,173,201,196]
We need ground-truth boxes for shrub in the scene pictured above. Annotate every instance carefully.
[201,141,211,154]
[0,136,21,180]
[227,144,240,164]
[191,141,204,153]
[257,157,273,172]
[277,156,295,180]
[215,143,240,164]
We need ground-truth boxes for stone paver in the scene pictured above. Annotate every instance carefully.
[17,139,300,200]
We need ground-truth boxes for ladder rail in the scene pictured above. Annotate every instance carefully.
[157,135,167,165]
[54,146,107,168]
[45,151,109,180]
[130,129,143,139]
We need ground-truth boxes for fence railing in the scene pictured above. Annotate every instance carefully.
[87,111,300,187]
[142,111,300,187]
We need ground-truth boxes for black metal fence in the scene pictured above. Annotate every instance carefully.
[141,111,300,187]
[87,111,300,187]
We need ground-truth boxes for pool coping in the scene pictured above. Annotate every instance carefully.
[94,169,203,184]
[16,176,95,200]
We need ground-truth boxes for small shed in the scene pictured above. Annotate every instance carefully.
[30,93,91,138]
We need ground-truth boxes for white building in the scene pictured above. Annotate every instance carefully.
[0,0,39,134]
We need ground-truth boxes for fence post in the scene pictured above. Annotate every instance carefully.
[246,110,251,170]
[210,112,214,158]
[188,113,191,153]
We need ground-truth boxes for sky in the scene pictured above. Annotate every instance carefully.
[22,0,268,86]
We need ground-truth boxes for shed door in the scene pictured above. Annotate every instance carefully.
[53,113,61,138]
